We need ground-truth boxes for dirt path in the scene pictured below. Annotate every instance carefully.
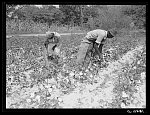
[6,45,146,108]
[58,45,145,108]
[6,33,85,38]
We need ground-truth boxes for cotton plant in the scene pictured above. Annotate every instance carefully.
[6,34,146,108]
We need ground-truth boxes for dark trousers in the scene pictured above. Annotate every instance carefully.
[76,42,93,69]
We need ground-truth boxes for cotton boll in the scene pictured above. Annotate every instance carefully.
[52,85,56,89]
[121,103,126,108]
[79,72,83,75]
[30,92,35,98]
[54,47,60,55]
[137,61,140,65]
[70,71,75,77]
[58,97,63,102]
[26,99,31,103]
[35,95,40,103]
[122,91,129,98]
[89,74,93,78]
[48,88,53,93]
[133,66,136,69]
[141,72,146,80]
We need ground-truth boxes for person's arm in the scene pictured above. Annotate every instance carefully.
[53,36,61,56]
[94,42,105,60]
[98,38,106,53]
[98,43,104,54]
[56,37,61,48]
[44,39,49,49]
[94,43,102,59]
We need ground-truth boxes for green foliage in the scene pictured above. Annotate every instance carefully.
[6,19,85,34]
[8,5,64,26]
[121,5,146,29]
[6,4,18,19]
[82,5,133,30]
[6,31,146,108]
[59,5,82,26]
[6,5,146,34]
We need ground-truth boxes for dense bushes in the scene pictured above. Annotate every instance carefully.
[6,5,146,34]
[84,7,133,31]
[121,5,146,29]
[6,19,85,34]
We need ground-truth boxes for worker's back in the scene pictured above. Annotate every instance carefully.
[86,29,106,38]
[82,29,107,43]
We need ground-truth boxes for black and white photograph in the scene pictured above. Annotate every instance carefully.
[4,3,146,111]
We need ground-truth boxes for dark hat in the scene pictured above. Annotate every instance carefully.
[109,29,117,36]
[107,31,114,38]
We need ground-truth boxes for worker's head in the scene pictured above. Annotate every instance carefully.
[107,29,117,38]
[46,31,55,39]
[46,31,61,38]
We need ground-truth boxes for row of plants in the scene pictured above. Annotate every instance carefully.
[6,32,146,108]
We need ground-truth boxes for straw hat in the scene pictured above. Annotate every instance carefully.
[46,31,61,38]
[46,31,54,38]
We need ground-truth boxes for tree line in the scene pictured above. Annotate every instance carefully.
[6,5,146,30]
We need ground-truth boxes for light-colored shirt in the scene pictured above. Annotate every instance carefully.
[46,31,61,38]
[82,29,107,44]
[53,32,61,38]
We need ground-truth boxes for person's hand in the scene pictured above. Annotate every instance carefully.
[95,42,100,47]
[99,54,103,61]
